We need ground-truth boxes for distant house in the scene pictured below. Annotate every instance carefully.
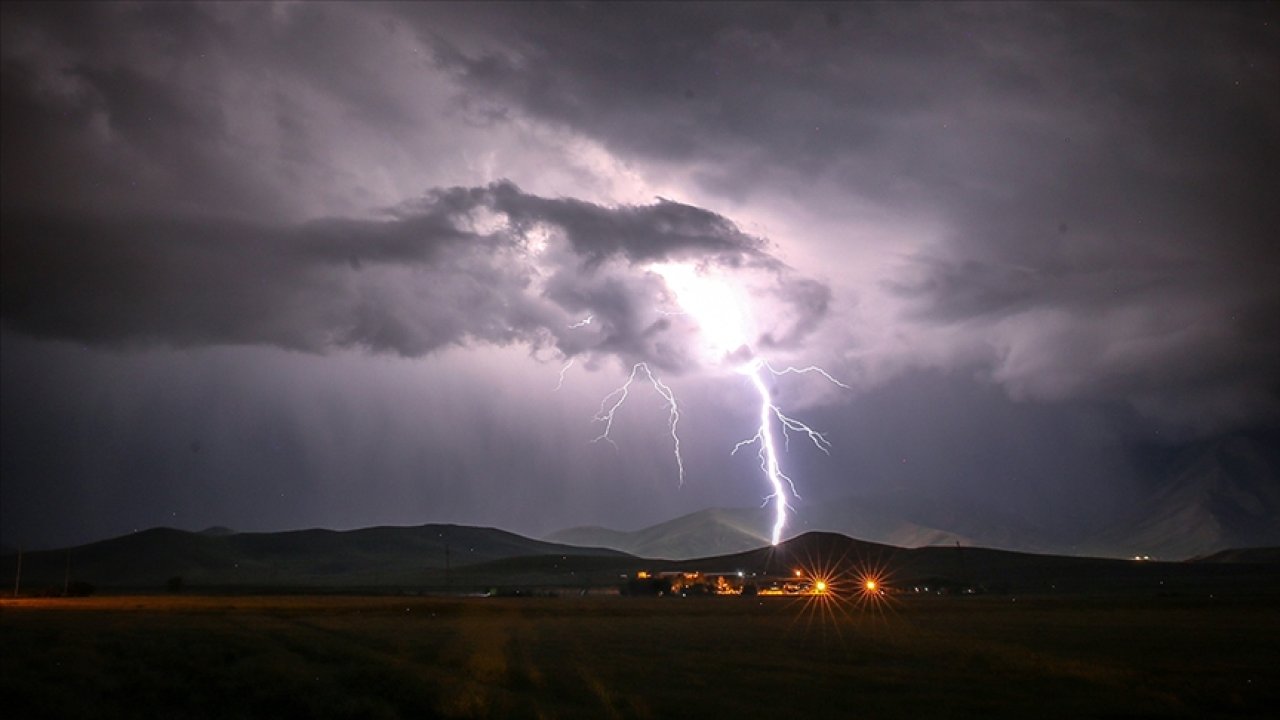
[622,569,829,597]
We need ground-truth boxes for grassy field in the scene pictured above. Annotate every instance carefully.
[2,593,1276,719]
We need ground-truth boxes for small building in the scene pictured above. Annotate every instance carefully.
[623,569,829,597]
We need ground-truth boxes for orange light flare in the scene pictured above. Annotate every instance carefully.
[845,562,900,630]
[784,566,857,643]
[788,550,903,637]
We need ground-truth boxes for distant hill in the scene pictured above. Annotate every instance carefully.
[547,494,1073,561]
[670,532,1280,596]
[548,459,1280,561]
[547,507,772,559]
[497,530,1280,596]
[3,523,1275,595]
[1075,436,1280,560]
[1190,547,1280,564]
[0,524,629,590]
[796,489,1059,555]
[765,435,1280,561]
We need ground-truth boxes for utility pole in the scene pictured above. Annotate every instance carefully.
[13,546,21,598]
[955,540,969,589]
[63,550,71,596]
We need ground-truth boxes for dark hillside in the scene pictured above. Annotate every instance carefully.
[0,524,628,590]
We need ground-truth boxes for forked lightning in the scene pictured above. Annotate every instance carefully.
[580,264,845,544]
[593,362,684,485]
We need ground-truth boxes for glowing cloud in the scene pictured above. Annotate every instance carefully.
[593,262,845,544]
[648,262,751,363]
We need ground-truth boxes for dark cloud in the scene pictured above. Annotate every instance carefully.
[2,1,1277,553]
[430,181,770,266]
[422,3,1277,212]
[1,181,828,372]
[0,1,442,221]
[416,1,1280,430]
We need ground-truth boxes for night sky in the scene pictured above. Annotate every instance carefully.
[3,2,1277,556]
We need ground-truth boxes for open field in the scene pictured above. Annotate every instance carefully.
[2,593,1277,719]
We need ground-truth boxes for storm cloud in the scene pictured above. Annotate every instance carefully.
[2,1,1277,553]
[418,1,1280,428]
[2,181,828,373]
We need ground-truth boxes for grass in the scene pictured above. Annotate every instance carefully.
[2,593,1276,719]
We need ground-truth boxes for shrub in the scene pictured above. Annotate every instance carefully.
[64,581,95,597]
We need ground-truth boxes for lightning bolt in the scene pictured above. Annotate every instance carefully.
[759,362,851,390]
[732,358,844,545]
[593,362,684,485]
[553,358,575,391]
[580,263,847,547]
[568,314,594,329]
[588,356,841,545]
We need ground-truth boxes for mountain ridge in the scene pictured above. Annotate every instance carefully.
[0,523,629,590]
[3,523,1275,596]
[548,436,1280,563]
[547,507,771,559]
